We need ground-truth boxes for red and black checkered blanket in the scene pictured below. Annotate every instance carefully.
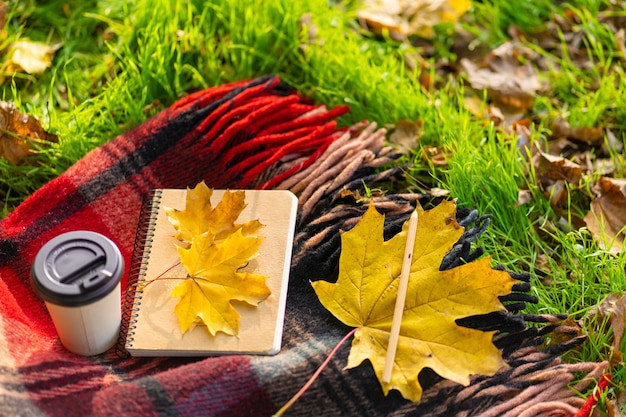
[0,75,608,416]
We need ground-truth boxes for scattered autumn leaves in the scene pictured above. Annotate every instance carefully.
[371,2,626,257]
[460,35,625,255]
[462,42,542,112]
[0,1,58,167]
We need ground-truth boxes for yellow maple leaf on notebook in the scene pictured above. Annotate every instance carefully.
[166,181,263,243]
[165,181,270,336]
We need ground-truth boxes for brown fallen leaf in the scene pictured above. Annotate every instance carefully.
[606,388,626,417]
[463,95,525,129]
[599,3,626,53]
[298,13,321,51]
[461,42,543,111]
[356,0,471,40]
[583,293,626,368]
[452,26,491,62]
[401,52,433,90]
[606,129,624,155]
[512,119,533,157]
[551,117,604,146]
[532,150,582,209]
[422,145,449,167]
[428,187,450,197]
[593,158,618,177]
[515,190,532,207]
[0,40,59,82]
[534,151,582,183]
[532,13,591,72]
[389,119,423,154]
[0,2,6,36]
[547,137,585,161]
[534,253,554,284]
[0,102,58,165]
[615,28,626,64]
[584,177,626,254]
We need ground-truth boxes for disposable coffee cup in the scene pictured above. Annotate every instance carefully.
[30,231,124,356]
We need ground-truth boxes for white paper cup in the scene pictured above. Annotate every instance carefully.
[30,231,124,356]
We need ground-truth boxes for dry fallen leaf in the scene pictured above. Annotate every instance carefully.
[461,42,542,111]
[533,14,591,72]
[532,149,582,209]
[515,190,532,207]
[389,119,423,154]
[606,129,624,155]
[428,187,450,197]
[0,40,58,82]
[0,101,58,165]
[298,13,320,51]
[422,145,449,167]
[463,94,527,129]
[312,201,515,401]
[606,388,626,417]
[583,293,626,367]
[0,2,6,36]
[357,0,471,40]
[584,177,626,254]
[616,28,626,65]
[551,117,604,146]
[166,182,270,336]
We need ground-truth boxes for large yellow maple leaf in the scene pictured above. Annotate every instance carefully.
[165,182,270,336]
[312,201,516,402]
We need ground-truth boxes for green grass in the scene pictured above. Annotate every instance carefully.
[2,0,625,407]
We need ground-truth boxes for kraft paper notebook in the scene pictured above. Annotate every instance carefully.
[122,188,297,357]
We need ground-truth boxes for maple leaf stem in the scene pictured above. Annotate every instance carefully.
[272,327,357,417]
[140,261,184,290]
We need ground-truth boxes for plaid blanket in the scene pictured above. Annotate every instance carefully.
[0,75,608,416]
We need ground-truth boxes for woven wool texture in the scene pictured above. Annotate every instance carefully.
[0,75,607,416]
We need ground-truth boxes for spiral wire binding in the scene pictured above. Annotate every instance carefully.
[115,189,163,357]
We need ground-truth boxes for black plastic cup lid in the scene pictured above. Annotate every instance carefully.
[31,231,124,307]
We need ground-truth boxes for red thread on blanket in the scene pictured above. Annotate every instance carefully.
[169,82,239,112]
[188,76,282,145]
[202,95,300,150]
[237,129,338,187]
[259,138,335,190]
[244,103,314,133]
[259,104,349,136]
[218,122,336,176]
